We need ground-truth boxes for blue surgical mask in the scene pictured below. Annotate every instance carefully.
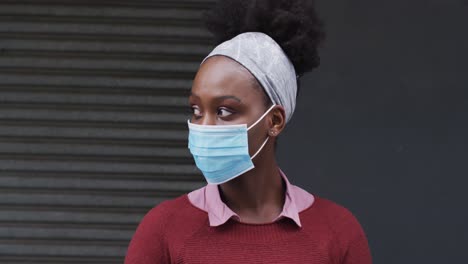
[187,104,276,185]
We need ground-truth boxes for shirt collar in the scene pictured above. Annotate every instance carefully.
[188,168,314,228]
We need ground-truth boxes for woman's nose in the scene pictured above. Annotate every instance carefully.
[199,113,217,126]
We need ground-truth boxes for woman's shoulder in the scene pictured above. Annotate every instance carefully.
[130,193,209,246]
[126,194,208,263]
[304,196,372,262]
[141,194,200,223]
[302,195,367,235]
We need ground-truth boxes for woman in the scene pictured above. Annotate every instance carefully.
[125,0,372,263]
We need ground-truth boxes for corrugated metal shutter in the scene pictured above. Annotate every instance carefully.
[0,1,213,262]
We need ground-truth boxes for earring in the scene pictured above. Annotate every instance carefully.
[269,130,277,136]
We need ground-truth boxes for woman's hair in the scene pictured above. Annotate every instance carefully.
[203,0,325,79]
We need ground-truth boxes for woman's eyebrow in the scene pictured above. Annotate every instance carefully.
[190,92,242,103]
[189,92,200,99]
[216,95,242,103]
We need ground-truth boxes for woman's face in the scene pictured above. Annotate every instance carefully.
[189,55,274,157]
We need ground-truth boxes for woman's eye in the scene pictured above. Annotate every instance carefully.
[191,106,201,117]
[217,108,233,117]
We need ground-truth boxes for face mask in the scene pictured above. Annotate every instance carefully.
[187,104,276,185]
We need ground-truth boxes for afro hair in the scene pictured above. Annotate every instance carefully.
[203,0,326,78]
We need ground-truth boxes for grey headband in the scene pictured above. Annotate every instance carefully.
[201,32,297,123]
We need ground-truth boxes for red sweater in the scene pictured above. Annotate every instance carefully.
[125,194,372,264]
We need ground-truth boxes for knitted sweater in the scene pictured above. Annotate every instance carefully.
[125,194,372,264]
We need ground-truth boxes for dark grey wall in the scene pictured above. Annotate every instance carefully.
[278,0,468,263]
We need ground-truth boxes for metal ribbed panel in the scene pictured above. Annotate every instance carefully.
[0,1,212,262]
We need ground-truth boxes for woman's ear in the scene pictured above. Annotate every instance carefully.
[268,105,286,137]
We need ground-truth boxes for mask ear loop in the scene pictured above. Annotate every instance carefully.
[251,136,270,160]
[247,104,277,160]
[247,104,276,131]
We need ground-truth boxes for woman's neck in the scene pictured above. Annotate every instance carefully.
[218,155,285,224]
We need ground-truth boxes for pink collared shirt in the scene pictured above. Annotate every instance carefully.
[188,168,315,227]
